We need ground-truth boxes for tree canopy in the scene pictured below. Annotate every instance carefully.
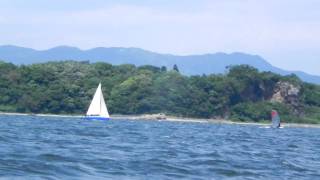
[0,61,319,123]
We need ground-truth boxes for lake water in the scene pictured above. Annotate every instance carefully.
[0,115,319,179]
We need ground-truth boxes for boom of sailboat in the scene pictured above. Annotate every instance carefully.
[85,83,110,120]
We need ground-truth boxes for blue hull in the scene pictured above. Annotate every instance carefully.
[84,116,110,121]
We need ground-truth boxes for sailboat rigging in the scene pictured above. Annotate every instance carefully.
[85,83,110,120]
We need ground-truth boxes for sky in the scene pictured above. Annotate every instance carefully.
[0,0,319,75]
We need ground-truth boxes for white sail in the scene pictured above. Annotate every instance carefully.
[100,88,110,118]
[86,83,109,118]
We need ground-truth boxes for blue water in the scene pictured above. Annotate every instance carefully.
[0,115,319,179]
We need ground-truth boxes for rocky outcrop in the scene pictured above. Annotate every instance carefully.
[270,81,302,115]
[141,113,167,120]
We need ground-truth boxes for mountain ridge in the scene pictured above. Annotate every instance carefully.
[0,45,319,84]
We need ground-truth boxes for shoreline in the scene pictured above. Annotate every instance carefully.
[0,112,320,128]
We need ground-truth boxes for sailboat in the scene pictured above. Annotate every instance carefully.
[271,110,281,128]
[85,83,110,120]
[259,110,282,129]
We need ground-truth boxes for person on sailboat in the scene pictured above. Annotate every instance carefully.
[271,110,281,128]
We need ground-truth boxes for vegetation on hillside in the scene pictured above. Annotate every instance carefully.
[0,61,319,123]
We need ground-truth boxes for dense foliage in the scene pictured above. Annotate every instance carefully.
[0,61,319,123]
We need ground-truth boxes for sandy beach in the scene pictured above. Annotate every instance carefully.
[0,112,319,128]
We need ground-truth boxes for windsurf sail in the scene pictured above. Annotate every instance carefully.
[271,110,280,128]
[85,83,110,120]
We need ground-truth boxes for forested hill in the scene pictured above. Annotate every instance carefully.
[0,45,320,84]
[0,61,320,124]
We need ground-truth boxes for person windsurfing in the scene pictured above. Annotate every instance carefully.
[271,110,281,128]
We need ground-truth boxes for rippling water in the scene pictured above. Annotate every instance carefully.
[0,115,319,179]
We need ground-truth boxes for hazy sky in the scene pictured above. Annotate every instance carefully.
[0,0,319,74]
